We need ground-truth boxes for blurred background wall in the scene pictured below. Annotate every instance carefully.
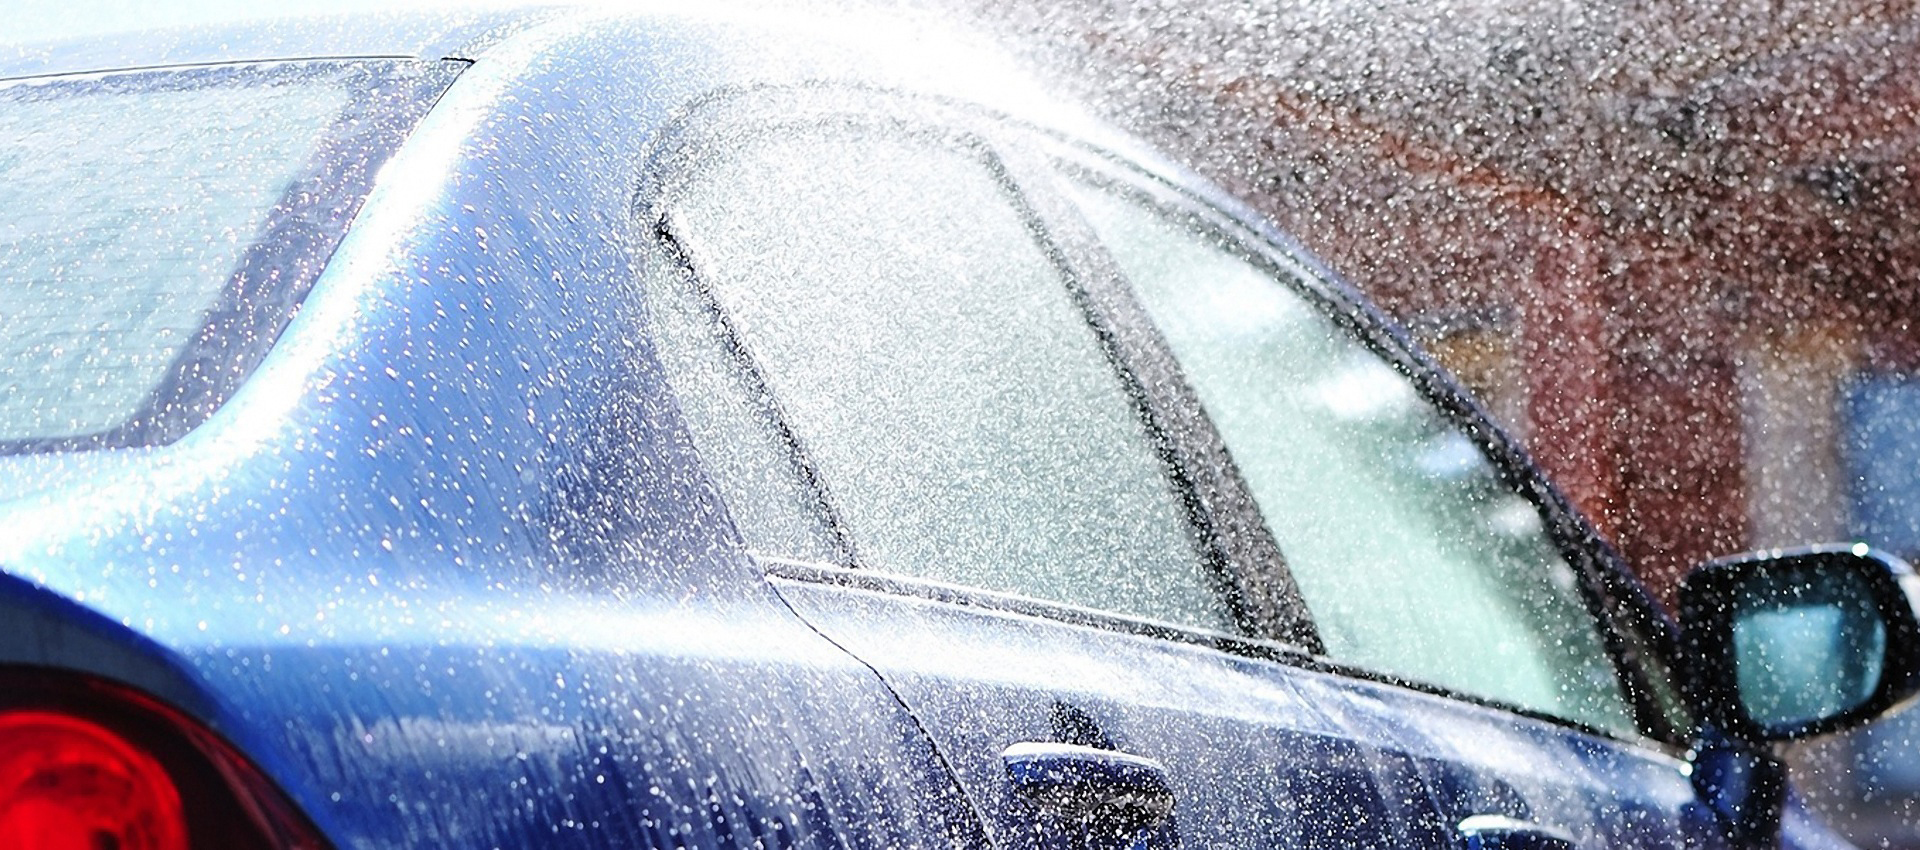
[950,0,1920,844]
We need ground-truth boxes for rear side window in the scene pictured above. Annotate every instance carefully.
[0,60,456,451]
[1063,179,1636,735]
[648,120,1236,634]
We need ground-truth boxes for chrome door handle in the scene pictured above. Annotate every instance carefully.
[1458,814,1578,850]
[1003,741,1177,844]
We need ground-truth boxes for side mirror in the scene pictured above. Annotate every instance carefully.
[1679,546,1920,743]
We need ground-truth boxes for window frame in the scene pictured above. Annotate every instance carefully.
[634,85,1311,647]
[630,82,1692,748]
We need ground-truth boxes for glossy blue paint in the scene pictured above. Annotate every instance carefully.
[772,568,1712,850]
[0,6,1881,850]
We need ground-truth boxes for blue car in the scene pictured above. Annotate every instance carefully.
[1,6,1915,849]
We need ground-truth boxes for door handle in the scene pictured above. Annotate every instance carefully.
[1457,814,1578,850]
[1003,741,1177,847]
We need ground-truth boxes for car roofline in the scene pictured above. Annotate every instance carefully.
[0,5,558,82]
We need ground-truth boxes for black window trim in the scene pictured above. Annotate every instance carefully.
[647,217,864,568]
[764,557,1314,663]
[763,556,1668,748]
[986,140,1324,653]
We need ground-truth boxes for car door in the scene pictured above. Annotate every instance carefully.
[634,86,1720,850]
[1020,153,1729,850]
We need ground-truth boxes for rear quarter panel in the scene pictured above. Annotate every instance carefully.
[0,12,1007,848]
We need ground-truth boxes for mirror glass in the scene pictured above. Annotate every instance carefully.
[1732,566,1888,730]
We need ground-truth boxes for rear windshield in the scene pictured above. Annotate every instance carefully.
[0,59,458,452]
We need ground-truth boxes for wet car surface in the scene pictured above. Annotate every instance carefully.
[0,5,1915,849]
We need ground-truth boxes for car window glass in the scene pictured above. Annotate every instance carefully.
[1064,178,1635,734]
[0,61,448,450]
[650,124,1233,634]
[641,247,845,565]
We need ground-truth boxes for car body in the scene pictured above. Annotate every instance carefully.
[0,5,1912,849]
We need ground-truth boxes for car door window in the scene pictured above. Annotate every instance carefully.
[1062,177,1636,735]
[644,119,1235,634]
[644,251,847,566]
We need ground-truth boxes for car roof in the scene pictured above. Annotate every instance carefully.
[0,0,1342,376]
[0,1,1142,170]
[0,1,1062,84]
[0,0,1346,329]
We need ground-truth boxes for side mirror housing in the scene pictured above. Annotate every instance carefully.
[1679,545,1920,743]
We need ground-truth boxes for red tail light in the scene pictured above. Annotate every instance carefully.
[0,668,329,849]
[0,711,187,850]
